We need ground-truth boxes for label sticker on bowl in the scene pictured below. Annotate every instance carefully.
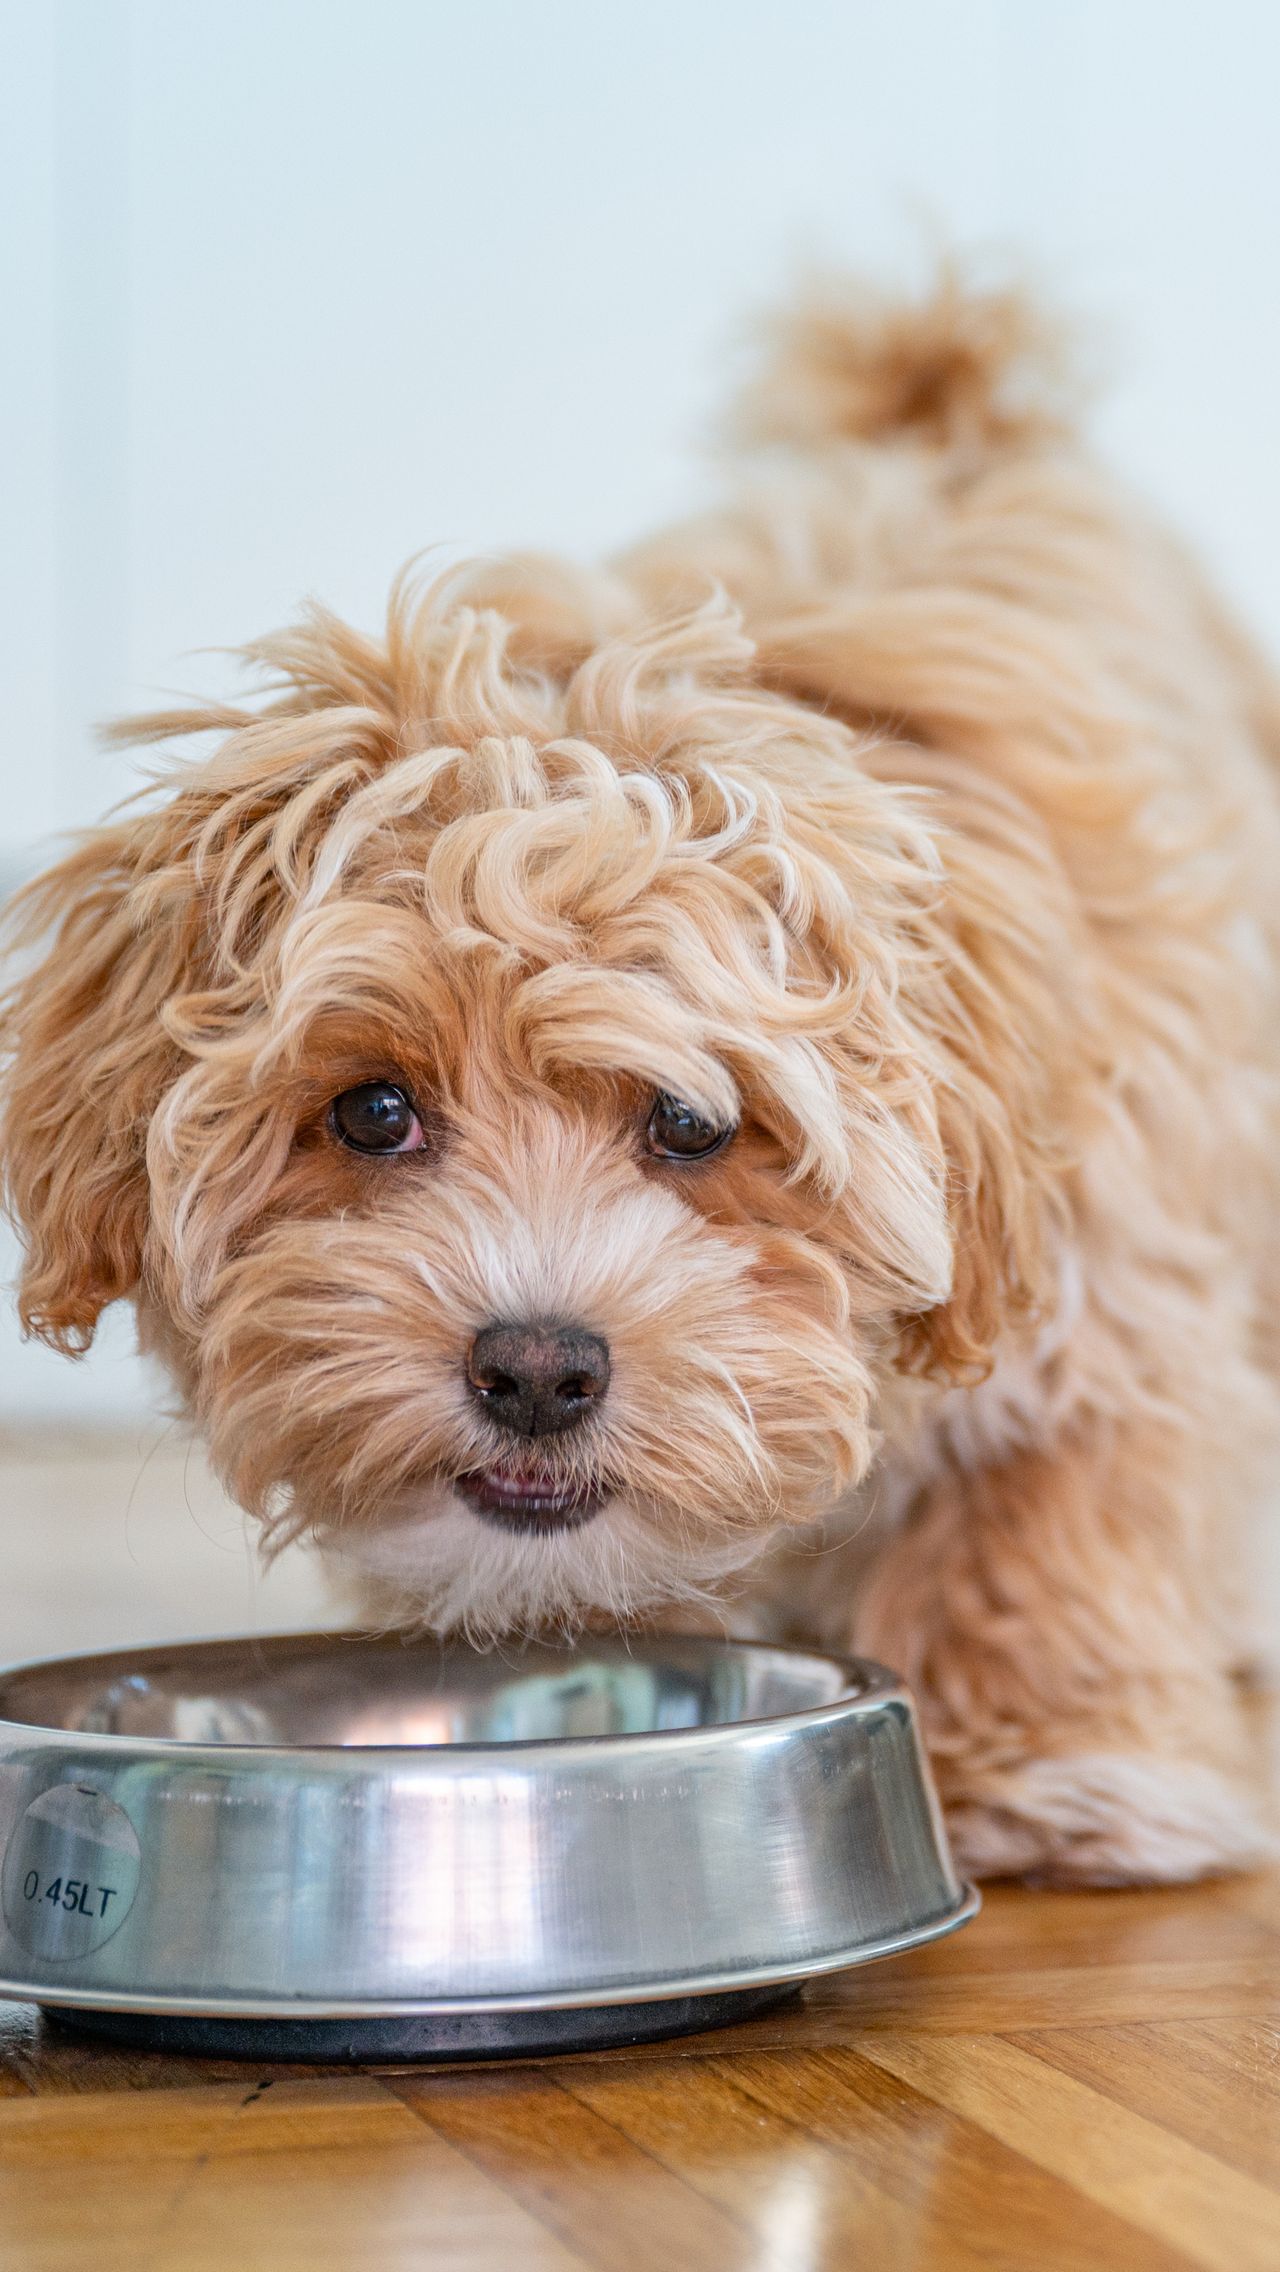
[2,1784,142,1961]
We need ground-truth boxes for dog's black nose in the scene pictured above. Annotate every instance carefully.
[466,1323,611,1439]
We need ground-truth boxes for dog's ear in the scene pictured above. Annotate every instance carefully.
[891,805,1073,1386]
[1,822,188,1352]
[757,756,1070,1388]
[894,1054,1056,1386]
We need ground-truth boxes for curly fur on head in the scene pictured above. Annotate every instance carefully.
[4,267,1279,1883]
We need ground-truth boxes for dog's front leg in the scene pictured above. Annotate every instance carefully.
[851,1426,1273,1885]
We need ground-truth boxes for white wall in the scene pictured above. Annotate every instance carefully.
[5,0,1280,1421]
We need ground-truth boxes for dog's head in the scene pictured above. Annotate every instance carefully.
[0,567,1053,1634]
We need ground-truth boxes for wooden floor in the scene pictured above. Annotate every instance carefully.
[1,1862,1277,2272]
[1,1440,1277,2269]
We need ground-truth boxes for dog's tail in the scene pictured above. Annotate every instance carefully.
[736,263,1080,457]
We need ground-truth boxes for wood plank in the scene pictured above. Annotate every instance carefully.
[719,2045,1195,2272]
[394,2066,757,2272]
[1006,2018,1280,2189]
[560,2050,990,2272]
[0,2073,399,2161]
[889,1876,1280,1972]
[0,2074,590,2272]
[788,1952,1280,2037]
[859,2031,1280,2272]
[0,2149,590,2272]
[1222,1867,1280,1936]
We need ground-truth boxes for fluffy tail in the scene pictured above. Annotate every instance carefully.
[736,262,1080,456]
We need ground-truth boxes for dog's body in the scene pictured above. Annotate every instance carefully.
[4,274,1279,1883]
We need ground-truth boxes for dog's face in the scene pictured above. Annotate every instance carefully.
[2,575,1035,1636]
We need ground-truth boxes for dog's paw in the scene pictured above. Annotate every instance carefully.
[944,1751,1277,1887]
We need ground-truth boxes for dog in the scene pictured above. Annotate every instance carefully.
[4,268,1278,1885]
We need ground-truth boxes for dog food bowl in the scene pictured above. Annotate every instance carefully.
[0,1631,976,2061]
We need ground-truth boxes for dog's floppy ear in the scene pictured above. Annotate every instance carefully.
[892,800,1075,1385]
[895,1054,1055,1386]
[1,822,188,1352]
[762,755,1071,1388]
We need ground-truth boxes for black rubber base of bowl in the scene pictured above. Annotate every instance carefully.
[43,1982,801,2064]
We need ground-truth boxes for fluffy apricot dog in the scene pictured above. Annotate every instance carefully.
[4,272,1279,1884]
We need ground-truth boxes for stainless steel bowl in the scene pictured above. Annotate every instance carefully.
[0,1631,976,2060]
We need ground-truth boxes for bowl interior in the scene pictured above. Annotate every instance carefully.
[0,1632,864,1749]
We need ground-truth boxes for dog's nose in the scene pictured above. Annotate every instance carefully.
[466,1323,611,1439]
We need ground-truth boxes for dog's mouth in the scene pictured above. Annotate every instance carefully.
[455,1461,607,1534]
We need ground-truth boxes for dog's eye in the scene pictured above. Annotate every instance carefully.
[646,1093,734,1161]
[329,1081,425,1155]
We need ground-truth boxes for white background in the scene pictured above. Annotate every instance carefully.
[4,0,1280,1424]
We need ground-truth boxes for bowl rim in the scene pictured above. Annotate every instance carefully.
[0,1627,903,1762]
